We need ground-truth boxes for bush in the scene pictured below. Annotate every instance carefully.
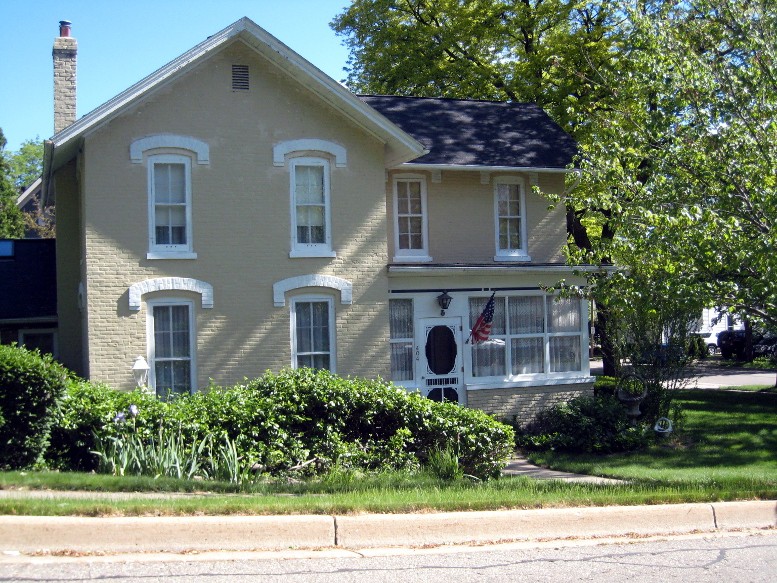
[46,379,165,471]
[515,395,648,454]
[0,344,70,469]
[48,368,515,481]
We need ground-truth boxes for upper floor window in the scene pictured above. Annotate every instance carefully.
[132,135,208,260]
[393,176,431,262]
[290,157,334,258]
[148,154,194,258]
[493,176,529,261]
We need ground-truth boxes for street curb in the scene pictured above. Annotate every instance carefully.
[1,501,774,554]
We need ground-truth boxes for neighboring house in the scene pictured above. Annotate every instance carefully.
[43,17,593,420]
[0,238,58,356]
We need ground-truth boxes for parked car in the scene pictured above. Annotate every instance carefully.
[717,329,767,360]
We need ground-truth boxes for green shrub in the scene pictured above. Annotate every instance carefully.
[46,379,166,471]
[48,368,515,481]
[515,395,648,454]
[0,344,70,469]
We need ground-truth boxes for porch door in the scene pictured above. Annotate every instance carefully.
[417,317,464,404]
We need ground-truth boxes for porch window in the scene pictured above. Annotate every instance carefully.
[389,299,414,381]
[469,294,584,379]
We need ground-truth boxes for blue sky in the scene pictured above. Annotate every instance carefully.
[0,0,351,153]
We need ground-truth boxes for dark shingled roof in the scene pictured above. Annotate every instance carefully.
[0,239,57,321]
[359,95,577,169]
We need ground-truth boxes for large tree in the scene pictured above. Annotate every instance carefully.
[0,128,25,239]
[576,0,777,329]
[332,0,622,139]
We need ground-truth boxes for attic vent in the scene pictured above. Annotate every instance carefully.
[232,64,249,91]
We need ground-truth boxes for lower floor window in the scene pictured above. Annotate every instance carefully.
[150,302,193,396]
[470,294,584,378]
[292,297,334,371]
[18,328,58,358]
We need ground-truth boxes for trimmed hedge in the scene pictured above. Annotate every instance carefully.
[48,368,515,480]
[0,344,70,469]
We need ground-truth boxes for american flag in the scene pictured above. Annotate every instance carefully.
[468,292,496,344]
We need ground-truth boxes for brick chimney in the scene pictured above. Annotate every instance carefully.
[53,20,77,134]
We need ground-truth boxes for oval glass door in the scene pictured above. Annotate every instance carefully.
[425,325,457,375]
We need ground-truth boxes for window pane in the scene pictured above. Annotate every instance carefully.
[547,297,582,333]
[295,165,324,204]
[390,341,414,381]
[469,297,505,335]
[472,340,506,377]
[499,217,521,250]
[297,207,325,244]
[171,306,190,358]
[509,296,544,334]
[550,336,582,372]
[154,163,185,204]
[511,337,544,374]
[389,299,413,339]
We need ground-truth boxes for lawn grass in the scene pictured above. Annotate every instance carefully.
[528,389,777,486]
[1,389,775,517]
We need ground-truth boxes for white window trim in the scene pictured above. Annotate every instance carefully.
[272,274,352,307]
[128,277,214,311]
[289,157,335,258]
[18,328,58,358]
[146,298,197,396]
[147,154,196,259]
[465,292,588,384]
[392,174,432,263]
[493,175,530,262]
[130,135,210,165]
[273,139,346,167]
[290,295,336,372]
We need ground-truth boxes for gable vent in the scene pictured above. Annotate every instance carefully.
[231,64,249,91]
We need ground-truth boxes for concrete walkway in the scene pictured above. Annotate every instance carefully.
[502,458,623,484]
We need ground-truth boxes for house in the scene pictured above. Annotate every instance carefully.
[0,238,58,356]
[43,17,593,420]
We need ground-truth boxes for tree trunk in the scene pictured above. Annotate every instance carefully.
[596,304,619,377]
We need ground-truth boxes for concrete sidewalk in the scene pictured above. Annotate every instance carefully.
[0,501,774,555]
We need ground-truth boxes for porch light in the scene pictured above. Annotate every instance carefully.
[437,291,453,315]
[132,356,150,389]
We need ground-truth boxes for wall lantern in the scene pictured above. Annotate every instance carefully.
[132,356,150,389]
[437,291,453,316]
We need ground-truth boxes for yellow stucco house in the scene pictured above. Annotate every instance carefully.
[44,17,593,421]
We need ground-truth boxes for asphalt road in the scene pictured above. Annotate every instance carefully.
[2,531,776,582]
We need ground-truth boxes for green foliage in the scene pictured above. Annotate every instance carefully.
[0,128,24,238]
[0,344,70,469]
[7,138,42,191]
[49,369,515,481]
[515,395,649,454]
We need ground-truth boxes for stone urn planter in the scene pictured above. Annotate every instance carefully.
[616,374,647,425]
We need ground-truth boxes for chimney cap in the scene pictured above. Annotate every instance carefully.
[59,20,72,37]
